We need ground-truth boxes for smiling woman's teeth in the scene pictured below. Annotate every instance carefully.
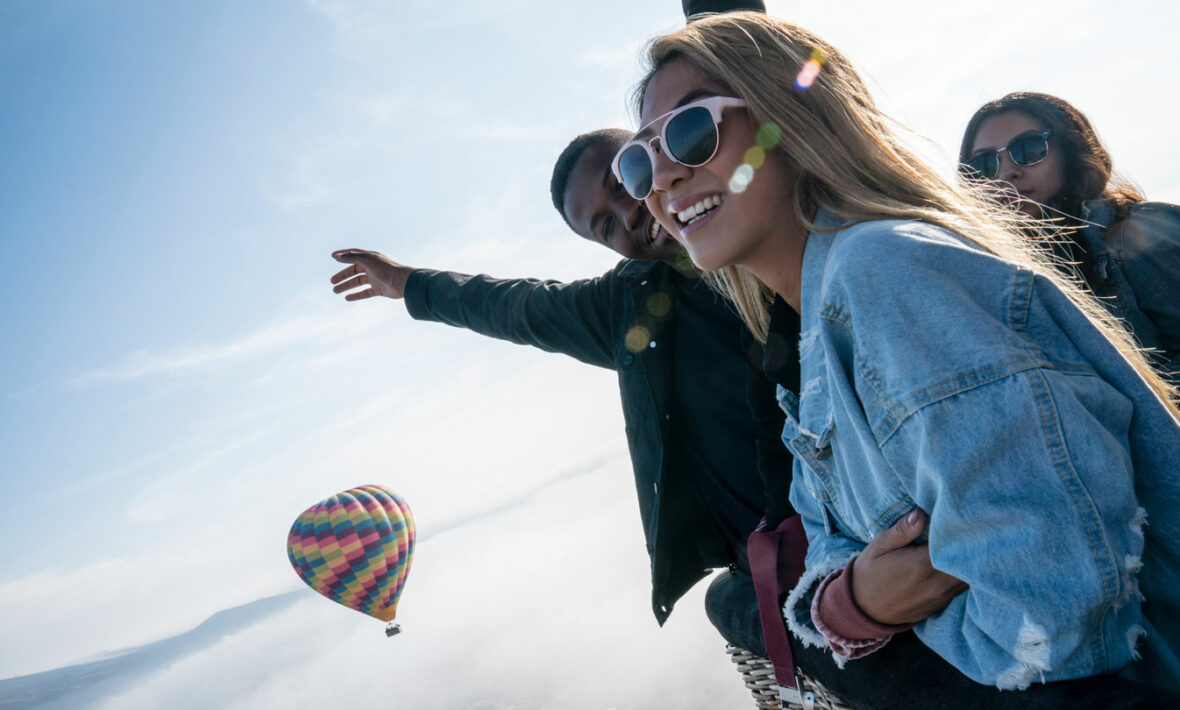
[648,219,660,244]
[677,195,724,225]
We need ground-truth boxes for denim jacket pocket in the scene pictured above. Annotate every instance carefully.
[795,379,839,490]
[781,393,853,539]
[792,376,911,541]
[778,384,835,480]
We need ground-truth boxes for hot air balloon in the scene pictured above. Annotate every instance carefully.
[287,484,415,636]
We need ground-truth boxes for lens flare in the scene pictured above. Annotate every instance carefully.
[796,61,821,89]
[625,325,651,353]
[646,292,673,317]
[729,163,755,194]
[756,122,782,150]
[725,123,783,196]
[795,49,827,90]
[743,146,766,170]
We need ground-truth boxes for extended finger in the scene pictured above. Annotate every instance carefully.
[332,248,370,263]
[345,288,377,301]
[333,274,369,293]
[330,264,362,284]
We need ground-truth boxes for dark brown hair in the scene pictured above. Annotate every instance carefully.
[549,128,630,229]
[959,92,1143,219]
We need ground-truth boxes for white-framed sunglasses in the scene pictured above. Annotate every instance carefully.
[611,95,747,200]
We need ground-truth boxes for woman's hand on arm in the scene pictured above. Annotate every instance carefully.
[331,249,414,300]
[851,509,968,626]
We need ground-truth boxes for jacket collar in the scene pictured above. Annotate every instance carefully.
[798,208,846,349]
[792,209,847,446]
[616,258,669,282]
[1076,199,1117,283]
[1080,198,1117,230]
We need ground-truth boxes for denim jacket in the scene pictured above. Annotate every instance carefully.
[779,212,1180,690]
[1078,199,1180,378]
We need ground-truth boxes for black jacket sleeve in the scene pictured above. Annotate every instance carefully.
[402,267,621,370]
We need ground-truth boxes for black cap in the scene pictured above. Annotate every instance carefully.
[682,0,767,19]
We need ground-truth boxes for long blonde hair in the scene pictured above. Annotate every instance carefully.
[634,12,1179,412]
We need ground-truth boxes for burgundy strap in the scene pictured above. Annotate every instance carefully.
[747,515,809,688]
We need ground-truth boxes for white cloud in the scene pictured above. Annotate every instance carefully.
[82,467,752,710]
[0,348,627,681]
[69,305,384,386]
[123,425,278,524]
[0,543,297,679]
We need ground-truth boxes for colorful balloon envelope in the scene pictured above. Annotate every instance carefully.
[287,484,416,627]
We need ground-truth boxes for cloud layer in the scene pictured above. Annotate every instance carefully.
[4,464,753,710]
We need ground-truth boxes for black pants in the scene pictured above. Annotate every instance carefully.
[705,570,1180,709]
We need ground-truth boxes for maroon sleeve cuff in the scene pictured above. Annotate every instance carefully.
[817,556,915,640]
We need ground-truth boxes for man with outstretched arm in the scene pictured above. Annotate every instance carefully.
[331,128,797,632]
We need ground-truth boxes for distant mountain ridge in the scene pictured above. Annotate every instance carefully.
[0,591,302,710]
[0,458,619,709]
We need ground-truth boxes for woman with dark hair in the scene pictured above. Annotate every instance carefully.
[960,92,1180,376]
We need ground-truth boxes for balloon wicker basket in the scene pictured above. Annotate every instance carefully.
[385,622,401,637]
[726,644,782,709]
[726,644,852,710]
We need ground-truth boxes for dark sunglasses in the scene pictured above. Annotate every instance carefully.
[611,96,747,200]
[960,130,1052,180]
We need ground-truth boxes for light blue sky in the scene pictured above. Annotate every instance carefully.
[1,0,1178,705]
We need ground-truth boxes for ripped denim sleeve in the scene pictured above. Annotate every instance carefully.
[882,369,1147,689]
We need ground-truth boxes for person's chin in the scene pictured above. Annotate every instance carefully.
[679,221,732,271]
[650,241,685,261]
[683,245,726,272]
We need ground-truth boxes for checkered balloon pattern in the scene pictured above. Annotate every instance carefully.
[287,484,416,622]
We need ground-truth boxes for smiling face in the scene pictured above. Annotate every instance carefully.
[638,58,797,274]
[562,140,682,264]
[969,110,1066,218]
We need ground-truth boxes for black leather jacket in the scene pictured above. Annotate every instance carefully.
[404,259,792,623]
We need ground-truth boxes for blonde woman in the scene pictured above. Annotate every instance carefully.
[612,12,1180,693]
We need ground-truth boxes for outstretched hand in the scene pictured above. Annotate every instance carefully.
[331,249,414,301]
[851,509,968,626]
